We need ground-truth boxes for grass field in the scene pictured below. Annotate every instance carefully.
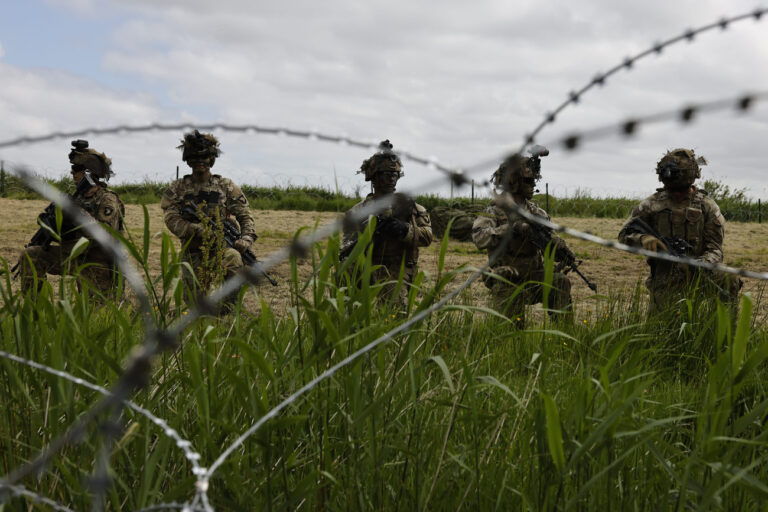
[2,198,768,510]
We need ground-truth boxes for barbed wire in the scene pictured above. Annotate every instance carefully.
[0,349,204,473]
[1,9,767,511]
[460,7,768,175]
[3,96,768,509]
[0,483,77,512]
[517,7,767,152]
[551,92,768,152]
[0,170,183,510]
[4,98,768,508]
[0,122,466,185]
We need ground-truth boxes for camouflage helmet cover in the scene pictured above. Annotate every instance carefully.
[359,139,404,181]
[656,148,707,188]
[492,154,540,195]
[68,140,114,180]
[178,130,221,163]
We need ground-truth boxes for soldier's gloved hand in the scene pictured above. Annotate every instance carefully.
[490,223,510,238]
[189,223,206,238]
[496,266,520,282]
[513,221,532,238]
[558,245,576,265]
[233,238,251,254]
[640,235,668,253]
[379,217,410,239]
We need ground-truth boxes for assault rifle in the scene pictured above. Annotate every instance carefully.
[623,217,693,257]
[622,217,727,294]
[181,201,278,286]
[518,219,598,292]
[11,172,96,278]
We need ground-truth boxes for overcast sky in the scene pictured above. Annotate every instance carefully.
[0,0,766,199]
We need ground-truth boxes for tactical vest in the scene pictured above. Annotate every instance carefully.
[372,204,418,269]
[488,202,544,274]
[179,175,239,228]
[648,189,706,257]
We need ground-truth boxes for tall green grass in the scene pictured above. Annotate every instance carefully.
[1,220,767,510]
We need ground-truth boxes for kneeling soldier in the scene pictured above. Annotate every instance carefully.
[618,148,740,314]
[341,140,432,309]
[472,148,575,326]
[161,130,258,311]
[16,140,124,297]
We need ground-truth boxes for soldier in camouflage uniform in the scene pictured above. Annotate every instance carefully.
[17,140,125,296]
[341,140,432,308]
[472,151,575,325]
[161,130,258,310]
[618,148,740,314]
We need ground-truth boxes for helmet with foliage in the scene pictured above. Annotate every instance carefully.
[178,130,221,166]
[68,140,114,180]
[492,145,548,199]
[656,148,707,190]
[359,140,404,182]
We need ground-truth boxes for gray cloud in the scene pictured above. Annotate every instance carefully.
[2,0,767,199]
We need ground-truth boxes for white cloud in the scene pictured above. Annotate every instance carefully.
[4,0,768,197]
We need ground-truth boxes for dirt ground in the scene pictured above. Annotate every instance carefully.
[2,199,768,323]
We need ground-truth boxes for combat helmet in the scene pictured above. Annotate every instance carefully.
[359,140,404,181]
[656,148,707,190]
[68,140,114,180]
[492,145,548,198]
[178,130,221,165]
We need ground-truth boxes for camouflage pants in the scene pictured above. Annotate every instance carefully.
[17,244,116,296]
[489,269,572,326]
[647,268,741,316]
[181,248,245,307]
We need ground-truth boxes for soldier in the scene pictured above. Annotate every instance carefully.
[340,140,432,308]
[161,130,258,311]
[472,149,575,326]
[16,140,125,296]
[618,148,740,314]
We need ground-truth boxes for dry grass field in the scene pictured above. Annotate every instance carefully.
[2,198,768,322]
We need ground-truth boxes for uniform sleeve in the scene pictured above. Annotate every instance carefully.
[160,181,198,239]
[403,203,432,247]
[95,192,124,232]
[472,207,508,250]
[700,199,725,264]
[618,201,651,247]
[225,180,257,242]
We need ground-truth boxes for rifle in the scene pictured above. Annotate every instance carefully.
[555,258,598,292]
[181,200,278,286]
[11,172,96,278]
[623,217,727,295]
[519,219,598,292]
[624,217,694,257]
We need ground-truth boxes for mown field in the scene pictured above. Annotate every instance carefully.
[2,198,768,510]
[2,200,768,320]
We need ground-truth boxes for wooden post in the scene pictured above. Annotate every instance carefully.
[0,160,5,197]
[545,183,549,212]
[176,165,179,180]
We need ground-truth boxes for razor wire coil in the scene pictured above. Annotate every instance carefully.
[1,7,768,511]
